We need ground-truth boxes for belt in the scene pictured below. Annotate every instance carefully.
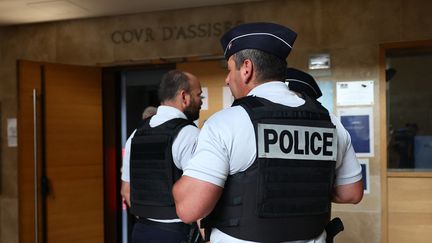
[136,217,191,234]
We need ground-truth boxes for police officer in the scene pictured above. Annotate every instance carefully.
[286,67,358,242]
[286,67,323,100]
[121,70,203,243]
[173,22,363,243]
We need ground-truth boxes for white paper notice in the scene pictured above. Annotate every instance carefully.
[336,80,374,106]
[222,86,234,108]
[7,118,17,147]
[201,87,208,110]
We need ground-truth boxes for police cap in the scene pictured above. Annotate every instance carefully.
[220,22,297,60]
[286,68,322,99]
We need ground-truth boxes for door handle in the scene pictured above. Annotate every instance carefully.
[41,176,49,197]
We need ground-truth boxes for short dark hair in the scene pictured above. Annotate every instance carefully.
[158,70,191,102]
[232,49,286,82]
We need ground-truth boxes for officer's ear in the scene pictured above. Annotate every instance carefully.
[240,59,253,84]
[180,89,191,108]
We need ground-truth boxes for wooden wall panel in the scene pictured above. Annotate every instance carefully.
[388,177,432,243]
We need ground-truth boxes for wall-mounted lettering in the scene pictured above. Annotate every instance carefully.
[111,21,243,44]
[111,28,154,44]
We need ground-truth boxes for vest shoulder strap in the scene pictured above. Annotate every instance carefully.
[135,117,196,137]
[232,96,331,122]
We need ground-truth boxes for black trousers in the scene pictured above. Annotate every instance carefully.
[132,218,190,243]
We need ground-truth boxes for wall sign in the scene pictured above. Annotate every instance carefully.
[308,54,331,70]
[336,80,374,106]
[338,107,374,157]
[7,118,17,147]
[111,21,243,44]
[358,158,370,194]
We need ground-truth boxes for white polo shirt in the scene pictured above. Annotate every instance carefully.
[183,81,362,243]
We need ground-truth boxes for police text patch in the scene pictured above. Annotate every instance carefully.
[257,124,337,160]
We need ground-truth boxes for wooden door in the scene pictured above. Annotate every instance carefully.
[18,60,104,243]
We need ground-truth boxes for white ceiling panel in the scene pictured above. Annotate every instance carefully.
[0,0,262,26]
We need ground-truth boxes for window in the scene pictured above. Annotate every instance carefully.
[387,48,432,170]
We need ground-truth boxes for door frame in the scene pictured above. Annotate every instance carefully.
[379,39,432,243]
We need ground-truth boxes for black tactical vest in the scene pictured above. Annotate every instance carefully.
[201,96,337,242]
[130,118,195,219]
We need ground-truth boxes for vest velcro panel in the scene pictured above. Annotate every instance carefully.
[131,135,172,206]
[130,118,195,219]
[257,158,335,218]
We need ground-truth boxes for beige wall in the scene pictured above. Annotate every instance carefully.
[1,0,432,242]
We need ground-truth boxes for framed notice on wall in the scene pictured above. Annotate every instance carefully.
[336,80,374,106]
[337,107,374,157]
[7,118,17,147]
[201,87,209,110]
[358,158,370,194]
[317,80,334,114]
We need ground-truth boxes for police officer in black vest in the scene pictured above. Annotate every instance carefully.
[286,67,354,242]
[121,70,202,243]
[173,22,363,243]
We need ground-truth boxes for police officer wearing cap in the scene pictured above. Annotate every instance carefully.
[173,22,363,243]
[121,70,203,243]
[286,67,362,241]
[286,67,323,100]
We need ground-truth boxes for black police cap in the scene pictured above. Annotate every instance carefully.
[286,68,322,99]
[220,22,297,60]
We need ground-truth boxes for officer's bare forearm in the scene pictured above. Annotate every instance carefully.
[173,175,223,223]
[332,180,364,204]
[121,181,131,207]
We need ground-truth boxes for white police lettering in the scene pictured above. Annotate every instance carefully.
[257,124,337,161]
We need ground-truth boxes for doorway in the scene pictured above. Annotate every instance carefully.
[103,64,174,243]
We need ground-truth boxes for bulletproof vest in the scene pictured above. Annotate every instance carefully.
[130,117,195,219]
[201,96,337,242]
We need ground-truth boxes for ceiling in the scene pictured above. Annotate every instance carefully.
[0,0,261,26]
